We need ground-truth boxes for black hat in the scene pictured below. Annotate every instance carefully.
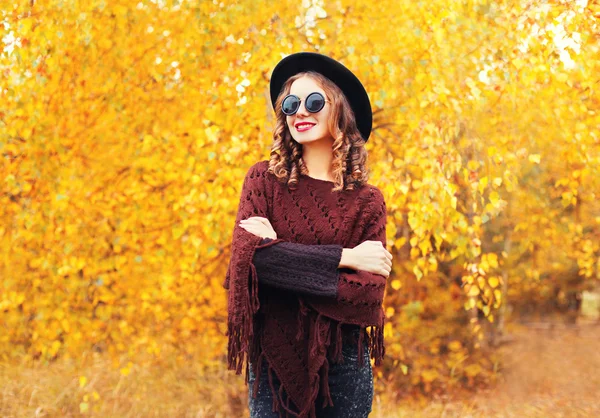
[269,52,373,142]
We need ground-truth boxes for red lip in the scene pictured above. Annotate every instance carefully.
[295,122,316,128]
[296,124,315,132]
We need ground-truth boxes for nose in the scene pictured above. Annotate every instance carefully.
[296,99,310,117]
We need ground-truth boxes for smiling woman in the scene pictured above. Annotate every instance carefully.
[223,52,391,418]
[266,53,373,190]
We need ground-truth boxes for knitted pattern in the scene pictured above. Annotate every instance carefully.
[253,238,343,297]
[224,160,388,418]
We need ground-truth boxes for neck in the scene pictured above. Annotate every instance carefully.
[301,137,335,180]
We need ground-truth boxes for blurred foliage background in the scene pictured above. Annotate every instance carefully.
[1,0,599,416]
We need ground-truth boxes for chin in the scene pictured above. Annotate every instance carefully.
[294,136,321,144]
[291,132,328,144]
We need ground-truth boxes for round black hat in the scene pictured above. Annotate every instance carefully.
[269,52,373,142]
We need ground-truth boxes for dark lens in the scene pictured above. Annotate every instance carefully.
[305,92,325,113]
[282,95,300,115]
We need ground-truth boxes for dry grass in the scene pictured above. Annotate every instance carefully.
[374,321,600,418]
[1,321,599,417]
[0,352,249,418]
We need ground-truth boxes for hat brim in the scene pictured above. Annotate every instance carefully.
[269,52,372,142]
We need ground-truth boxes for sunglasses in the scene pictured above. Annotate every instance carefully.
[281,92,331,115]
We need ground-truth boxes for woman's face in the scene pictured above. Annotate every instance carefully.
[286,76,332,145]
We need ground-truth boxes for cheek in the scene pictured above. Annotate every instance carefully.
[286,116,294,128]
[316,111,330,133]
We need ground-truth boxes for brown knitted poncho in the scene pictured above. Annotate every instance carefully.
[223,160,388,417]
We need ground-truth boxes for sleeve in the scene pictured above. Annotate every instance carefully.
[223,161,286,374]
[334,187,388,308]
[252,238,343,297]
[223,161,285,291]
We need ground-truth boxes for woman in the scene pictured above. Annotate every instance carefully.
[224,52,393,418]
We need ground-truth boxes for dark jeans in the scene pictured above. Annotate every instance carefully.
[248,332,373,418]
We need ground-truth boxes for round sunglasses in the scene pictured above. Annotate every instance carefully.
[281,92,331,115]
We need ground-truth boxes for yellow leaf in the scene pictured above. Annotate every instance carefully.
[478,176,488,194]
[20,18,33,35]
[418,239,431,255]
[394,237,407,248]
[489,191,500,205]
[465,363,482,377]
[467,285,480,297]
[477,276,486,288]
[413,265,423,281]
[400,364,408,375]
[512,58,525,69]
[384,322,393,338]
[49,340,61,357]
[487,253,499,268]
[528,154,541,164]
[488,276,499,288]
[205,126,220,143]
[22,127,33,140]
[421,369,439,383]
[448,340,462,351]
[410,246,420,259]
[467,160,480,171]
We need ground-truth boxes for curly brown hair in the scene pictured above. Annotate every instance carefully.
[267,71,370,193]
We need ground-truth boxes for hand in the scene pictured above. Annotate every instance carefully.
[238,217,278,240]
[347,241,393,278]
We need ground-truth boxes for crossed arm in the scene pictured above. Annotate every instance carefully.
[229,163,387,298]
[252,238,348,297]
